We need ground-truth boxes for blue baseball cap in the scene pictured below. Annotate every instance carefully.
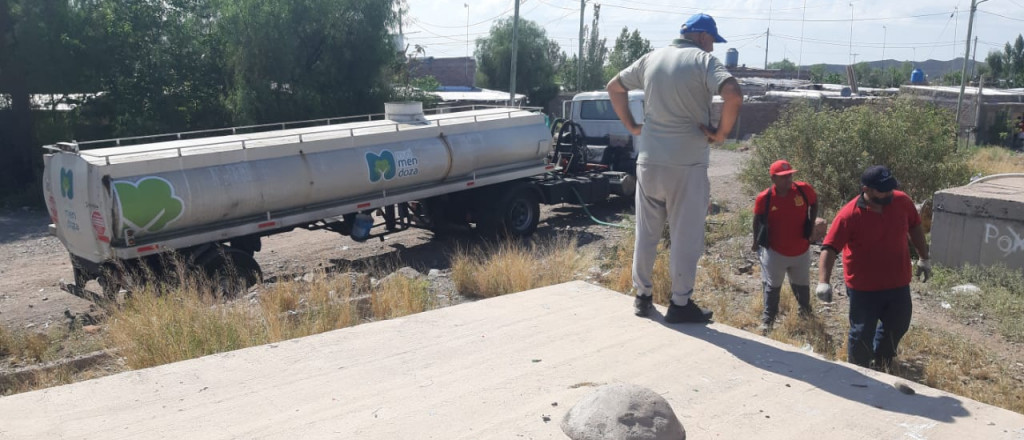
[681,13,727,43]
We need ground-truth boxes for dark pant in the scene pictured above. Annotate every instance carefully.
[846,285,913,368]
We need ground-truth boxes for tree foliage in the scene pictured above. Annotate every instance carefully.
[475,17,561,105]
[557,5,607,92]
[740,99,972,215]
[0,0,402,203]
[767,58,797,73]
[985,35,1024,87]
[604,26,652,83]
[217,0,398,124]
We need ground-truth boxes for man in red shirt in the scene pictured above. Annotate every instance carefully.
[752,160,818,332]
[818,165,932,369]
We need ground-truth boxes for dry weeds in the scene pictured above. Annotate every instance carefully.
[451,235,598,298]
[969,146,1024,176]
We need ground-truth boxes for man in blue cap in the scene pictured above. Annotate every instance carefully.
[818,165,932,370]
[606,13,743,323]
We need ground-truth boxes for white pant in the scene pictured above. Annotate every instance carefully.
[758,247,811,288]
[632,163,710,306]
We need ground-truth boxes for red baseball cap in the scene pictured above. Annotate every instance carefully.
[770,160,797,176]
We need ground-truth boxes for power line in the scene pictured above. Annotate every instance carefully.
[977,10,1024,21]
[596,2,959,22]
[772,33,966,50]
[412,0,515,29]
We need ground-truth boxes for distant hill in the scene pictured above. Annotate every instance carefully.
[800,58,978,80]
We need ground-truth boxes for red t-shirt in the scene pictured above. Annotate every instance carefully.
[754,181,818,256]
[822,191,922,291]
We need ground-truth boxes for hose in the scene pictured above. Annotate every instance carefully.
[568,184,631,229]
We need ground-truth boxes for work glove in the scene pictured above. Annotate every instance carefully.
[916,259,932,282]
[815,283,833,303]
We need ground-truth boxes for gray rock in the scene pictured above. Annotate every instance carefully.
[561,383,685,440]
[379,267,423,286]
[428,269,442,278]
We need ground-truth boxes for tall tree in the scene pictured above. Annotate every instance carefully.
[0,0,94,195]
[604,27,652,82]
[562,4,607,92]
[217,0,399,124]
[83,0,228,136]
[475,17,560,105]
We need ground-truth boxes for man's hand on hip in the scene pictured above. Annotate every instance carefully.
[628,124,643,136]
[699,124,727,144]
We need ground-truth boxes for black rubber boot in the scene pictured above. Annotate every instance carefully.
[791,284,813,317]
[760,284,781,330]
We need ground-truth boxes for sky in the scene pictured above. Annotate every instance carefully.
[401,0,1024,69]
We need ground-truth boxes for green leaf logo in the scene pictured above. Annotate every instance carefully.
[113,177,185,233]
[60,168,74,200]
[366,150,397,183]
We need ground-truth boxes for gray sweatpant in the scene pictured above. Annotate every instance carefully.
[632,163,710,306]
[758,247,811,288]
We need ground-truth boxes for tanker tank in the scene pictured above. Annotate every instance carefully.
[43,103,553,263]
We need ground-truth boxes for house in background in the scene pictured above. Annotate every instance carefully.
[408,56,526,107]
[409,56,476,88]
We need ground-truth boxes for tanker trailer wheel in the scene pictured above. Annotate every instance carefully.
[200,247,262,298]
[478,185,540,238]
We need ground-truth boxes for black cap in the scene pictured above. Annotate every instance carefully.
[861,165,899,192]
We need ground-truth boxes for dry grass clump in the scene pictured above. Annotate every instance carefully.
[451,235,598,298]
[969,146,1024,176]
[0,326,50,363]
[105,267,427,370]
[899,326,1024,414]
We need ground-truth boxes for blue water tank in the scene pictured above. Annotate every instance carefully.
[910,68,925,84]
[840,87,852,97]
[726,48,739,69]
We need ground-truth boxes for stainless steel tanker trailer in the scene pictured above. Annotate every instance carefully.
[42,102,637,298]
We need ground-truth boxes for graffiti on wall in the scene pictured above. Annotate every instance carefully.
[984,223,1024,257]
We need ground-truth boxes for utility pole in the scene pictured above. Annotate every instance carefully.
[974,75,985,146]
[765,0,773,70]
[510,0,521,105]
[955,0,990,134]
[848,3,854,65]
[578,0,586,92]
[797,0,806,79]
[465,3,470,84]
[852,53,859,64]
[882,25,887,61]
[970,36,979,78]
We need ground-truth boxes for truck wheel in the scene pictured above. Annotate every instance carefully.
[479,186,540,238]
[201,247,262,298]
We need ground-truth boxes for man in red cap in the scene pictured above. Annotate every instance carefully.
[818,165,931,369]
[752,160,818,332]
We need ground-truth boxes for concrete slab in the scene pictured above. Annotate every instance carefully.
[1,281,1023,439]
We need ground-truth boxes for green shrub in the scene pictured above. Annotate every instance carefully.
[740,99,973,215]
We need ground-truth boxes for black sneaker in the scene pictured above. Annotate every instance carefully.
[664,300,713,324]
[634,295,653,317]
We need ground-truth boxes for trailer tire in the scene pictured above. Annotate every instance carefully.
[478,185,540,238]
[201,247,262,298]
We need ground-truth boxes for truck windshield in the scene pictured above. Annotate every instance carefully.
[579,100,619,120]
